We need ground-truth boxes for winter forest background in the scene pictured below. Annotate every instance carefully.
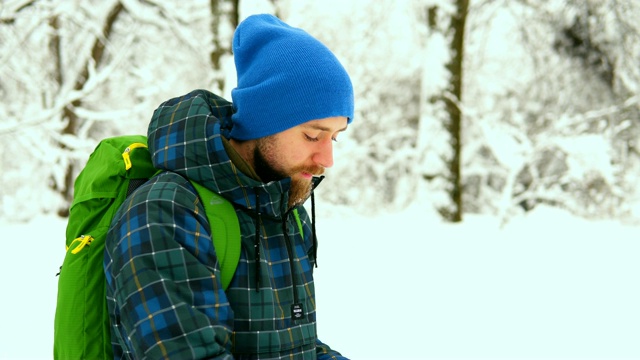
[2,0,640,223]
[1,0,640,359]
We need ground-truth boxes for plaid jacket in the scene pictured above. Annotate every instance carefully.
[104,90,346,359]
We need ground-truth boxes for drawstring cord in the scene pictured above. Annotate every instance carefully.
[282,218,301,307]
[254,189,262,292]
[311,192,318,268]
[253,178,322,292]
[310,175,324,268]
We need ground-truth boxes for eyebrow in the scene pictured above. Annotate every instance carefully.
[303,123,348,133]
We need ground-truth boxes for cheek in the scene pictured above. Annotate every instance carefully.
[267,144,302,171]
[283,141,311,164]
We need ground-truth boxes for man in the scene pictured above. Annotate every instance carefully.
[104,14,354,359]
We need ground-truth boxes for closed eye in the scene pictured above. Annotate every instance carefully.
[304,134,319,142]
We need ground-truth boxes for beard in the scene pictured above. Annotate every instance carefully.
[253,137,323,209]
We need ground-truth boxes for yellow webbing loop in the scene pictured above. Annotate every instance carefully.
[122,142,148,171]
[67,235,94,254]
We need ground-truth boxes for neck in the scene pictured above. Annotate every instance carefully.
[229,138,254,163]
[226,138,261,181]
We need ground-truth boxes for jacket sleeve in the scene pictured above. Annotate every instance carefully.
[105,176,234,359]
[316,339,348,360]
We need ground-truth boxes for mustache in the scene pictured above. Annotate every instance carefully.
[293,165,325,176]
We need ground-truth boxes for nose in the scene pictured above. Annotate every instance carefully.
[313,138,334,168]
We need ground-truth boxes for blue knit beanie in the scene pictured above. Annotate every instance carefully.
[230,14,354,140]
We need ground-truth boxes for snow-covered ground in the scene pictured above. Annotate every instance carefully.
[1,204,638,359]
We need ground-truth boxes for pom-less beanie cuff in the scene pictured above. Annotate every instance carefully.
[230,14,354,141]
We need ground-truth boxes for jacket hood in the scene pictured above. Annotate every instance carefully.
[147,89,296,219]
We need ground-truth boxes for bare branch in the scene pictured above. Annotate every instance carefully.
[0,0,36,24]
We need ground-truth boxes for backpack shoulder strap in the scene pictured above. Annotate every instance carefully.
[188,180,241,290]
[292,208,303,236]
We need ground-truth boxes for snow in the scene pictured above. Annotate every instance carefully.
[1,206,639,359]
[1,1,640,358]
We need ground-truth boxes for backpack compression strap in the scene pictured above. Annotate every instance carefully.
[189,180,241,290]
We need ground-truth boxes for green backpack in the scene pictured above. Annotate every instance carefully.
[53,135,244,359]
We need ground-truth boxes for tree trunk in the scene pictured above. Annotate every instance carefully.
[56,2,125,216]
[444,0,468,222]
[209,0,239,92]
[424,1,468,222]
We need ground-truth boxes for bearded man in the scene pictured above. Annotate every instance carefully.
[105,14,354,360]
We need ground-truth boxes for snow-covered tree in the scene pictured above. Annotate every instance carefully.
[1,0,639,223]
[463,0,640,221]
[0,0,228,220]
[413,0,469,222]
